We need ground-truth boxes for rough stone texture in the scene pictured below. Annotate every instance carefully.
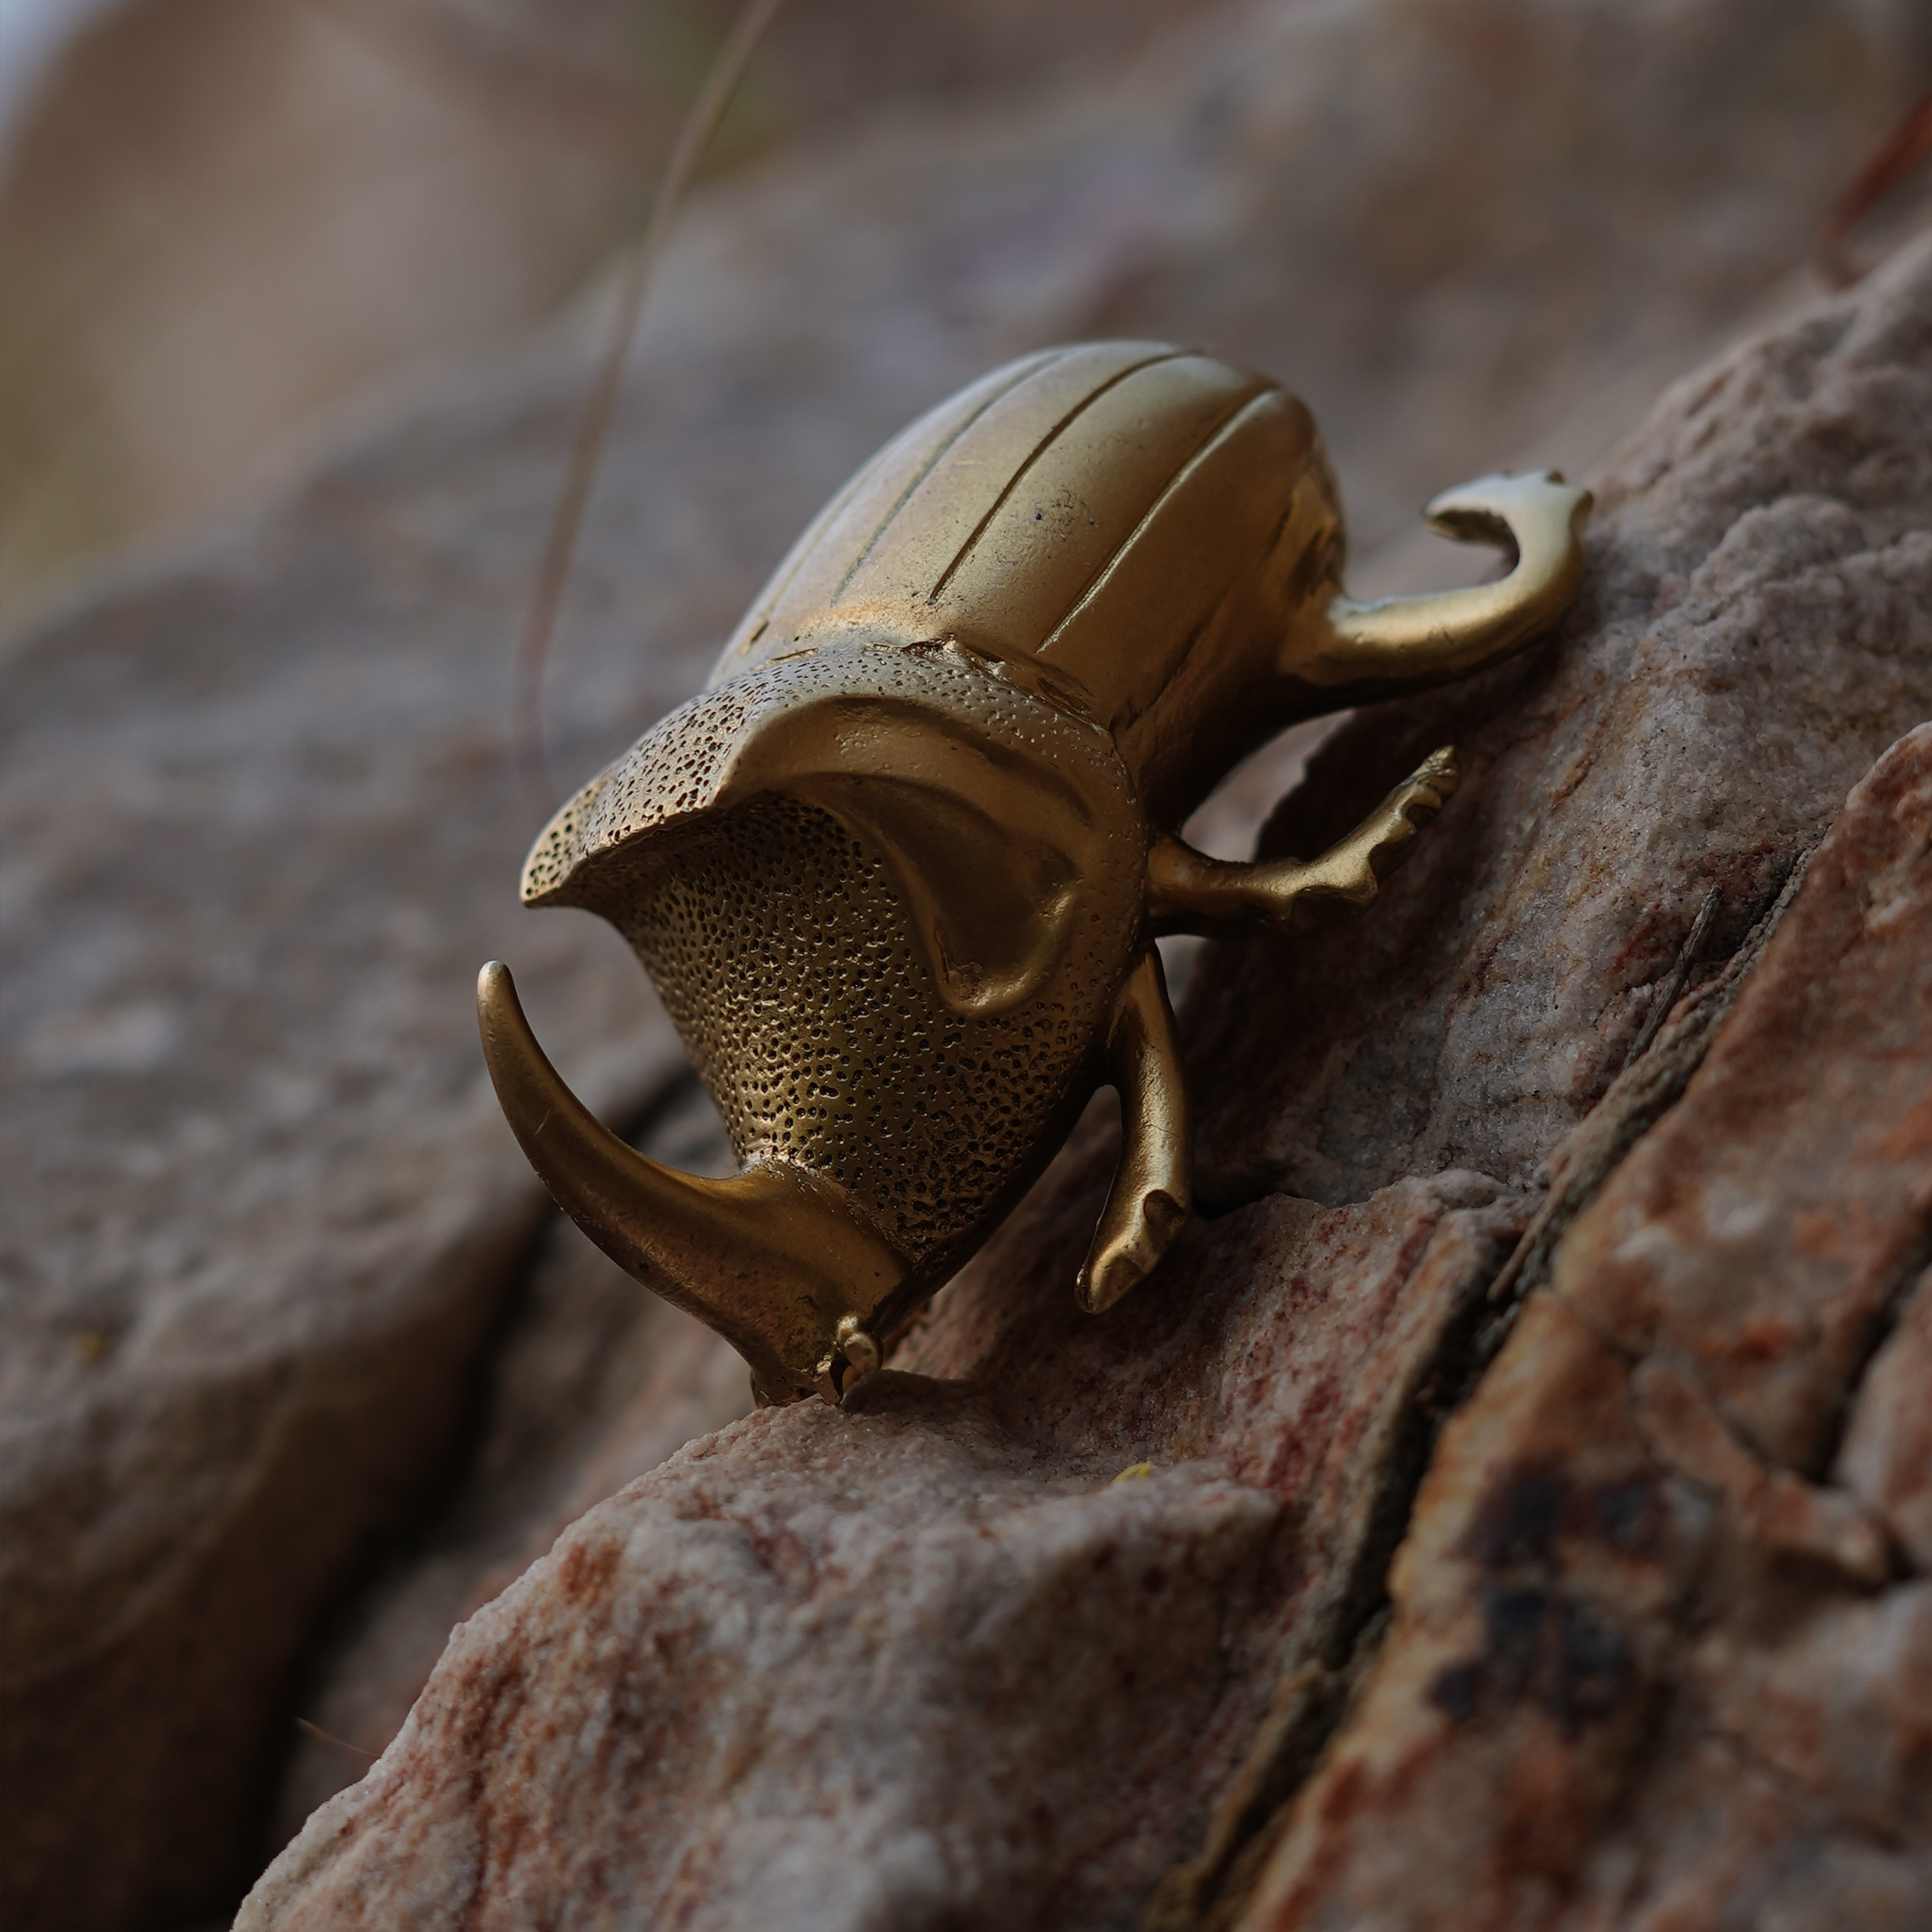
[1188,214,1932,1206]
[1840,1267,1932,1573]
[0,431,704,1929]
[1233,722,1932,1931]
[243,230,1932,1928]
[272,1077,750,1841]
[240,1170,1524,1931]
[5,2,1931,1927]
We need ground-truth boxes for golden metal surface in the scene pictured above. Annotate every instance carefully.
[479,341,1592,1405]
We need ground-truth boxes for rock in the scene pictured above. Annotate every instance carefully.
[0,398,708,1929]
[1558,732,1932,1472]
[0,0,1232,625]
[1186,213,1932,1205]
[5,1,1931,1926]
[272,9,1932,1847]
[238,1171,1523,1931]
[272,1082,750,1844]
[0,131,804,1927]
[243,229,1932,1930]
[1839,1267,1932,1571]
[1231,719,1932,1929]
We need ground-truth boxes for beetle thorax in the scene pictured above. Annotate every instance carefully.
[524,638,1149,1275]
[608,795,1111,1265]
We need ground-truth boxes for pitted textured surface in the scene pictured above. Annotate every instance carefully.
[245,225,1932,1932]
[522,634,1130,905]
[521,638,1147,1263]
[520,679,759,900]
[9,3,1931,1926]
[614,798,1102,1258]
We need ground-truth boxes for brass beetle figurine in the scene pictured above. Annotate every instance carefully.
[478,341,1589,1406]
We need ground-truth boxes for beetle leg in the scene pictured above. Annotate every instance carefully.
[1148,745,1457,937]
[1077,947,1191,1314]
[1317,473,1591,688]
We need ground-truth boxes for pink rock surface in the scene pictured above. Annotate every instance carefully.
[238,204,1932,1932]
[240,1176,1521,1929]
[1839,1267,1932,1571]
[1235,722,1932,1930]
[8,6,1931,1926]
[1188,221,1932,1209]
[270,1220,752,1842]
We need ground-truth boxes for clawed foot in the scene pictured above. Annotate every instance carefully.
[1282,741,1459,916]
[1365,743,1459,879]
[1075,949,1191,1314]
[1089,748,1459,1316]
[1148,743,1461,937]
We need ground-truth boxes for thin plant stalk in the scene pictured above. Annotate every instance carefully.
[515,0,786,819]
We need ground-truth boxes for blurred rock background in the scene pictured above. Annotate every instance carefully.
[2,3,1929,1929]
[6,0,1929,633]
[0,0,1210,626]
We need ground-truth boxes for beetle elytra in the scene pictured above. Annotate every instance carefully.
[479,339,1590,1406]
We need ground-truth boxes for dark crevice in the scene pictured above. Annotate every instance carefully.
[257,1052,704,1882]
[1144,1615,1389,1932]
[1806,1245,1932,1488]
[1618,883,1723,1072]
[1188,1185,1271,1221]
[1472,844,1815,1370]
[1144,1212,1519,1932]
[1145,844,1819,1932]
[1328,1215,1526,1660]
[255,1187,560,1887]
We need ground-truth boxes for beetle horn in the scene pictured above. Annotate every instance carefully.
[476,961,910,1405]
[1315,469,1591,689]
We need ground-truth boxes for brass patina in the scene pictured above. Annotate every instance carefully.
[478,341,1590,1406]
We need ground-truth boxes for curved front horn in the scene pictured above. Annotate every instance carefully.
[1313,469,1592,690]
[477,961,909,1405]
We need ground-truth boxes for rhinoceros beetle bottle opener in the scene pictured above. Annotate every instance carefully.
[478,342,1589,1406]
